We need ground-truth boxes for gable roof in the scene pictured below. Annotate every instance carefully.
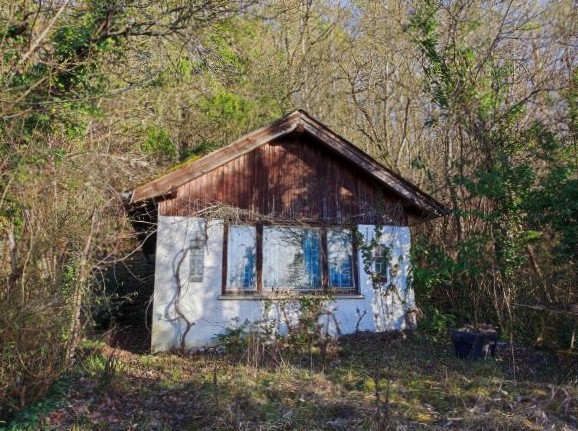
[130,109,449,221]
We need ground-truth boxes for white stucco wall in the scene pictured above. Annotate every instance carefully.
[151,216,414,352]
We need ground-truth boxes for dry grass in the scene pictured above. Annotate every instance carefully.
[5,332,578,430]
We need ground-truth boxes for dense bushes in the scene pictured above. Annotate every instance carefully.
[0,0,243,419]
[407,2,578,344]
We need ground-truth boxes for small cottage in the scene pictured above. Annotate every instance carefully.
[127,110,447,352]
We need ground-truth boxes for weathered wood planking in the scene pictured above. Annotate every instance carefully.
[133,114,298,203]
[159,134,407,225]
[134,110,449,222]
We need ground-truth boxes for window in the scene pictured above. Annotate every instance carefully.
[327,229,355,288]
[223,224,358,295]
[225,225,257,290]
[189,235,205,282]
[373,245,390,283]
[263,226,321,290]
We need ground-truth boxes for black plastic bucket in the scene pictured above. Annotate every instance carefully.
[451,329,498,360]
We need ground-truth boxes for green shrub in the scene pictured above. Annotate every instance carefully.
[141,126,177,160]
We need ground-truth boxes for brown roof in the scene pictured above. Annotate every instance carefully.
[130,109,449,220]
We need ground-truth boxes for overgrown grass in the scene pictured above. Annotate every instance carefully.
[3,332,578,430]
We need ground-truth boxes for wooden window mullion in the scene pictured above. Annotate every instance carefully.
[256,223,263,293]
[351,230,360,295]
[221,223,229,295]
[320,228,329,291]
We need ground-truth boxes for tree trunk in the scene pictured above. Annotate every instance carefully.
[65,210,97,367]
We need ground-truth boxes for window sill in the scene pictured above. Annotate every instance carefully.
[218,294,365,301]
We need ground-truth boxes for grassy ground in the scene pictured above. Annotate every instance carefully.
[4,331,578,430]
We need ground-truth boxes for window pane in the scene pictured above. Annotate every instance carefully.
[226,226,257,290]
[189,236,205,283]
[328,229,355,288]
[263,227,321,289]
[373,245,389,283]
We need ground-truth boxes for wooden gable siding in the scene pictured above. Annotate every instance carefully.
[159,134,408,225]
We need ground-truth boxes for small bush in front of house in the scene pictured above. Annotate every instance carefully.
[214,319,251,356]
[214,317,281,368]
[214,295,340,371]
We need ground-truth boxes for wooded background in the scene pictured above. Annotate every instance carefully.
[1,0,577,415]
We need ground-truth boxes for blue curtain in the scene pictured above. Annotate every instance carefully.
[329,231,353,288]
[242,246,256,289]
[302,230,321,288]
